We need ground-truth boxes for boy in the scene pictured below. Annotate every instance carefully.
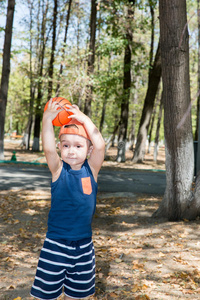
[30,99,105,300]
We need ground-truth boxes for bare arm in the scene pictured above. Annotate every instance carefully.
[66,105,105,181]
[42,99,62,180]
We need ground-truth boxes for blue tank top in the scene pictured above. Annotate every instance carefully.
[46,159,97,241]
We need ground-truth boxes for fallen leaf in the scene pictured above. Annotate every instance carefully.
[132,284,140,292]
[135,295,150,300]
[8,285,15,289]
[108,292,118,298]
[133,248,143,253]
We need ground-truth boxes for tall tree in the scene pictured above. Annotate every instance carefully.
[195,0,200,141]
[32,0,49,151]
[99,53,111,133]
[132,0,160,163]
[48,0,58,99]
[132,40,161,163]
[23,0,35,150]
[116,0,135,162]
[153,93,163,161]
[0,0,15,160]
[148,87,160,153]
[84,0,97,118]
[56,0,72,96]
[153,0,200,221]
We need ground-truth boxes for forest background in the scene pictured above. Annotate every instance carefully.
[0,0,196,160]
[1,0,200,222]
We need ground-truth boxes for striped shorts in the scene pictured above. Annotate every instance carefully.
[30,237,95,299]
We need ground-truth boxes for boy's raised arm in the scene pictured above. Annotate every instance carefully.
[42,100,62,176]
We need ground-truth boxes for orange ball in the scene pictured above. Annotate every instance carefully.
[44,97,73,126]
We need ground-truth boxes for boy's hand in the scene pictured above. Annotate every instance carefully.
[65,104,88,124]
[43,98,63,122]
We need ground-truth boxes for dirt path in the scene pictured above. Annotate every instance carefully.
[1,140,200,299]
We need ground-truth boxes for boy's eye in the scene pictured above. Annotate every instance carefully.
[63,144,69,147]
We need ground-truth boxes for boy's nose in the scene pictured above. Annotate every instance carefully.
[68,147,74,154]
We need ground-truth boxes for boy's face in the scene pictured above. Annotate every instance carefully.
[59,134,92,170]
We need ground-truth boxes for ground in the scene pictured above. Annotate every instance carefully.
[1,140,200,300]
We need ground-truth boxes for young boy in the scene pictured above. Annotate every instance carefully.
[30,99,105,300]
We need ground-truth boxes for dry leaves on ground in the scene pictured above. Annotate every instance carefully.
[1,189,200,299]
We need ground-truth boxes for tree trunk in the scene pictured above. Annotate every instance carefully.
[129,76,139,150]
[129,111,136,151]
[149,0,155,66]
[148,87,160,153]
[99,55,111,133]
[195,0,200,141]
[84,0,97,118]
[153,0,200,221]
[48,0,58,99]
[116,42,131,162]
[116,2,135,162]
[32,0,49,151]
[99,97,106,133]
[154,92,163,162]
[105,121,120,156]
[132,41,161,163]
[56,0,72,96]
[0,0,15,160]
[24,0,35,150]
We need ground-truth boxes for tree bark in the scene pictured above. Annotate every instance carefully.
[0,0,15,160]
[116,2,135,162]
[23,0,35,150]
[154,92,163,162]
[129,76,139,150]
[48,0,58,99]
[116,42,131,162]
[195,0,200,141]
[153,0,199,221]
[132,41,161,163]
[99,55,111,133]
[84,0,97,118]
[56,0,72,96]
[148,87,160,153]
[32,0,49,151]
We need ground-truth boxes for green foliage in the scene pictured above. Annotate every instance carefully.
[2,0,197,149]
[5,64,30,135]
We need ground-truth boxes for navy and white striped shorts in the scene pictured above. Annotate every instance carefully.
[30,237,95,299]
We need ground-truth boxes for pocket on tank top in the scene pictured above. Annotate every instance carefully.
[81,177,92,195]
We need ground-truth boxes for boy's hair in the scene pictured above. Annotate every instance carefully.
[59,120,91,141]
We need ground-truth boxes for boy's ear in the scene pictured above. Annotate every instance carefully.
[87,145,93,157]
